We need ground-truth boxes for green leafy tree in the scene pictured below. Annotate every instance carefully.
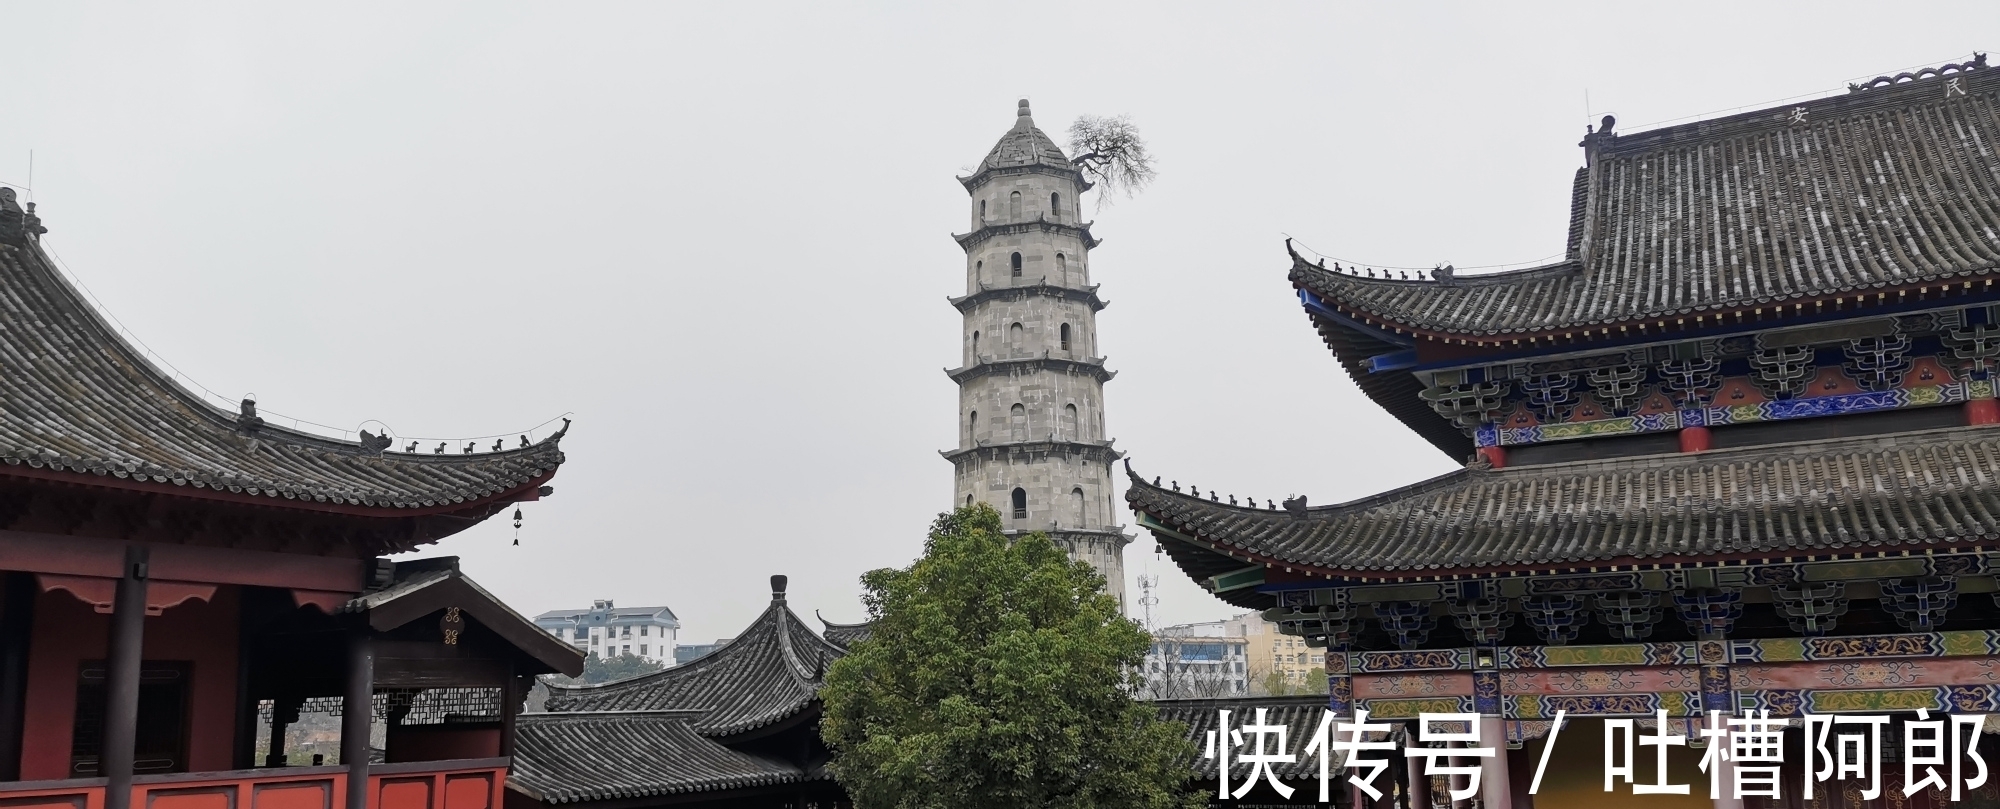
[821,504,1200,809]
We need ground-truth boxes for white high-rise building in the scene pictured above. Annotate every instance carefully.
[944,100,1130,612]
[533,599,679,666]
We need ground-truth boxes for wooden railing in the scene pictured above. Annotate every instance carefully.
[0,758,509,809]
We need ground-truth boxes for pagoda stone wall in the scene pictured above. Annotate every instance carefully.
[960,296,1101,361]
[956,372,1106,444]
[948,102,1130,613]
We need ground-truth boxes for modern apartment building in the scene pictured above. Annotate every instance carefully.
[534,600,681,666]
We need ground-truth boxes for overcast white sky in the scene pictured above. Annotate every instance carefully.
[3,3,1995,641]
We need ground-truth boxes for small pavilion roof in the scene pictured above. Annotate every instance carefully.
[342,556,585,677]
[1128,425,2000,606]
[510,711,827,804]
[816,612,873,649]
[0,189,566,518]
[542,575,845,737]
[1155,696,1345,777]
[1299,56,2000,343]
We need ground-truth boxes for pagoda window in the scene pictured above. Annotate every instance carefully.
[980,199,987,220]
[1009,191,1022,221]
[971,330,980,360]
[1056,253,1066,279]
[1051,192,1061,220]
[1070,488,1085,527]
[1010,403,1026,441]
[1011,487,1028,520]
[1009,322,1024,351]
[1060,323,1071,353]
[640,626,648,636]
[1064,403,1078,437]
[965,494,974,507]
[967,410,978,442]
[1011,252,1023,277]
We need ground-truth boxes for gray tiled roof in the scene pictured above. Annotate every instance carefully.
[542,597,845,736]
[1296,62,2000,339]
[510,712,824,804]
[0,196,566,512]
[533,606,680,624]
[960,100,1082,189]
[1154,696,1345,780]
[816,613,872,649]
[1129,426,2000,579]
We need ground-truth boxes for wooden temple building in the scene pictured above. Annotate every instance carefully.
[0,187,584,809]
[1127,56,2000,809]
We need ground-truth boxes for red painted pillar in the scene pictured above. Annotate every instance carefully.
[1968,397,2000,426]
[1679,426,1712,453]
[1476,446,1506,469]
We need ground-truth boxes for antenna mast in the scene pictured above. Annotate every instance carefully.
[1137,574,1160,632]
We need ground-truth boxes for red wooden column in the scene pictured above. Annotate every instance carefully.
[1679,426,1712,453]
[1968,397,2000,426]
[1478,717,1512,809]
[1476,446,1507,469]
[0,572,34,781]
[342,631,374,809]
[103,545,151,809]
[1404,723,1431,809]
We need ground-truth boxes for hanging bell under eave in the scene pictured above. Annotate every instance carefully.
[513,507,524,546]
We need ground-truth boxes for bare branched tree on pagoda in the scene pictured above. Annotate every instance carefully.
[1067,114,1156,206]
[821,504,1200,809]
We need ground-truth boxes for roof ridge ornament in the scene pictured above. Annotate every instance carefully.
[0,188,46,247]
[237,397,265,434]
[1849,53,1987,93]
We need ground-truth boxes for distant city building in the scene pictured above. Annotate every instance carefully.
[1224,612,1318,695]
[534,599,680,666]
[1142,621,1247,698]
[673,638,732,666]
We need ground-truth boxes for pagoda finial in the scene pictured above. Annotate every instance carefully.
[771,574,789,603]
[1018,98,1032,118]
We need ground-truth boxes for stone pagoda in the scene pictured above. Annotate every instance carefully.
[944,99,1129,612]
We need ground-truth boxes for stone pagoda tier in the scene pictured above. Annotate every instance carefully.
[1127,56,2000,809]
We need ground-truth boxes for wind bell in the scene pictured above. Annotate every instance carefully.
[513,506,524,546]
